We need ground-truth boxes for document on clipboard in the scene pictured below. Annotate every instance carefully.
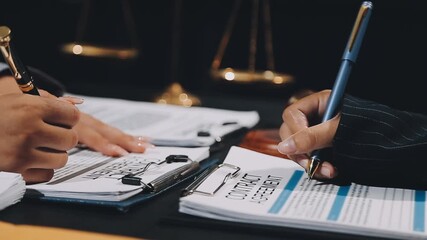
[179,146,427,240]
[71,94,260,147]
[27,146,209,202]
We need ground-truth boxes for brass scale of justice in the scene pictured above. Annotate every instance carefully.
[1,0,294,107]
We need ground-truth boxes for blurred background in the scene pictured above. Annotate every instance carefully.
[1,0,426,118]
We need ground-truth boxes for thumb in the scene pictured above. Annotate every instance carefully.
[277,119,337,155]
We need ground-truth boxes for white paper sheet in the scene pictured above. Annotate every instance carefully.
[29,147,209,202]
[0,172,25,211]
[180,146,427,239]
[72,94,260,147]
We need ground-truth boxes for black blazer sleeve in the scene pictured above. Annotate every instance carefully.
[332,95,427,189]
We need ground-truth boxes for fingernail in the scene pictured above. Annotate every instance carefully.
[134,136,148,141]
[278,138,296,154]
[133,136,155,148]
[107,144,129,156]
[296,159,309,172]
[320,167,331,178]
[59,96,85,104]
[137,142,155,148]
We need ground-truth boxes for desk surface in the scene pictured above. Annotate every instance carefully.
[0,87,381,240]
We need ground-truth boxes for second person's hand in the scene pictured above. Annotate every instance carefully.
[277,90,339,180]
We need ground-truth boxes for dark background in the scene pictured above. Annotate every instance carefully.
[1,0,426,113]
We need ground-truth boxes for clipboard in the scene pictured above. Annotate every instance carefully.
[24,156,221,212]
[162,159,356,240]
[23,120,250,212]
[181,163,240,197]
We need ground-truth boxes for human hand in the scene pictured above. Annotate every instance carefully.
[38,91,153,156]
[0,93,79,183]
[74,111,153,157]
[277,90,339,180]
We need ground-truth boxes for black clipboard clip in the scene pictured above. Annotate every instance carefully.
[121,155,200,193]
[181,163,240,197]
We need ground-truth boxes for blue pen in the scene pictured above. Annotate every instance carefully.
[307,1,373,179]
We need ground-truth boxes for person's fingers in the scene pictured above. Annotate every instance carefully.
[41,98,80,128]
[79,112,123,138]
[39,89,84,105]
[312,161,337,179]
[282,104,310,136]
[37,90,81,127]
[279,89,338,181]
[22,168,54,184]
[9,149,68,173]
[287,154,337,180]
[279,122,293,141]
[79,113,151,153]
[74,122,130,157]
[282,90,331,134]
[31,125,78,151]
[287,153,310,168]
[59,96,84,105]
[112,135,152,153]
[38,89,55,99]
[28,148,69,170]
[277,116,339,155]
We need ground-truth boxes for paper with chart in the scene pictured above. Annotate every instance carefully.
[28,146,209,202]
[72,94,259,147]
[179,146,427,239]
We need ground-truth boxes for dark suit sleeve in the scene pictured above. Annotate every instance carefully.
[332,95,427,189]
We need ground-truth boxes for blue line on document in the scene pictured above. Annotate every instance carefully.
[414,190,425,232]
[268,170,304,214]
[327,186,350,221]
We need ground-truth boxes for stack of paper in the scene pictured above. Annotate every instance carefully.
[73,94,260,147]
[0,172,25,211]
[180,147,427,239]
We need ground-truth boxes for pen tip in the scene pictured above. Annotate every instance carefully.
[307,158,320,179]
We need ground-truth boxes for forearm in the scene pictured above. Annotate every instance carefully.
[333,95,427,188]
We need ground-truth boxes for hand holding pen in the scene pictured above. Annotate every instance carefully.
[0,25,152,158]
[278,90,340,179]
[278,1,373,179]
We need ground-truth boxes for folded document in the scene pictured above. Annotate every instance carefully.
[180,146,427,239]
